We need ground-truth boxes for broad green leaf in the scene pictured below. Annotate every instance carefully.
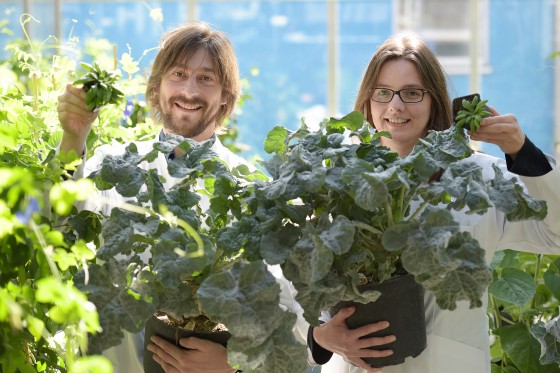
[45,230,66,247]
[490,249,520,270]
[36,277,99,330]
[544,265,560,300]
[326,110,365,133]
[501,323,560,373]
[71,240,96,261]
[0,348,37,373]
[264,126,289,155]
[0,124,18,150]
[489,268,536,306]
[53,248,78,271]
[25,315,45,342]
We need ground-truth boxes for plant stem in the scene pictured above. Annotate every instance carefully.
[65,327,76,371]
[113,44,117,71]
[20,14,38,55]
[490,295,509,367]
[394,185,406,223]
[490,295,502,330]
[531,254,542,311]
[354,221,383,236]
[23,341,31,364]
[385,199,394,226]
[33,75,39,112]
[408,201,429,221]
[174,215,205,258]
[30,221,61,280]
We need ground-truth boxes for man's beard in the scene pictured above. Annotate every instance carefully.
[160,95,220,139]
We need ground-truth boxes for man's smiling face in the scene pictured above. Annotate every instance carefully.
[157,47,224,141]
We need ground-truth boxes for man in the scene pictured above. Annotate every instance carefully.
[58,22,252,373]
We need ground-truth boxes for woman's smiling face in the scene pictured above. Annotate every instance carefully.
[369,58,432,156]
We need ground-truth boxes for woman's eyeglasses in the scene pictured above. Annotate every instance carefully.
[371,88,429,103]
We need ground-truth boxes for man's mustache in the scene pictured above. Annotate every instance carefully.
[169,95,207,107]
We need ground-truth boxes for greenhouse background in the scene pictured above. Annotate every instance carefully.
[1,0,559,161]
[1,1,560,373]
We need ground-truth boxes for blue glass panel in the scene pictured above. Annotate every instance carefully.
[199,1,328,159]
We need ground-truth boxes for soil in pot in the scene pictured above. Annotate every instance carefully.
[143,312,231,373]
[330,272,426,368]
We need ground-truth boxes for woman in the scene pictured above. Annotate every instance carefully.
[306,33,560,373]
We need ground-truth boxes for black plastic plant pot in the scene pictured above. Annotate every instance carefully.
[330,273,426,368]
[143,314,231,373]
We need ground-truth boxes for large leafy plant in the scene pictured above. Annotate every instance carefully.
[74,134,307,372]
[228,110,547,325]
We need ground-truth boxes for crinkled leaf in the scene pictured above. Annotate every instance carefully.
[413,127,473,167]
[97,143,147,197]
[261,154,283,180]
[285,218,348,284]
[317,215,355,255]
[68,210,103,245]
[198,262,287,347]
[384,209,491,310]
[151,228,212,287]
[488,165,547,222]
[343,167,389,211]
[227,312,307,373]
[298,167,327,193]
[97,208,137,260]
[530,319,560,365]
[75,261,157,354]
[289,274,346,325]
[259,224,301,265]
[167,140,223,179]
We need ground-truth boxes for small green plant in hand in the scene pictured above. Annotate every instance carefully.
[455,95,492,133]
[74,62,125,111]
